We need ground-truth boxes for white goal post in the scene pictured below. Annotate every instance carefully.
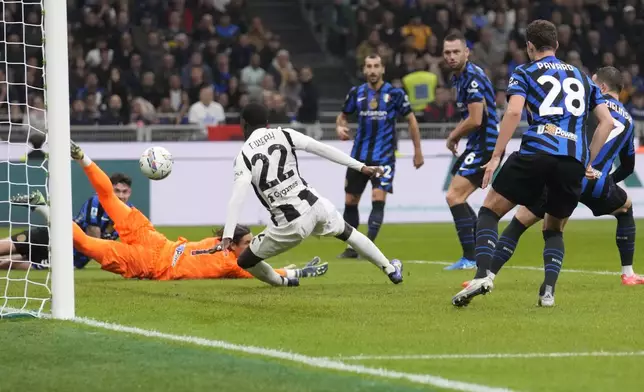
[0,0,74,319]
[44,0,75,319]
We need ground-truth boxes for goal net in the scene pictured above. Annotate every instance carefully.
[0,0,52,318]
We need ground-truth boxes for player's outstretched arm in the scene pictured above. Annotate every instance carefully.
[222,154,252,248]
[284,128,365,171]
[588,103,614,164]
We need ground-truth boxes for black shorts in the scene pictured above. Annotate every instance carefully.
[526,179,628,218]
[345,163,394,195]
[450,148,495,188]
[493,152,585,219]
[11,227,49,264]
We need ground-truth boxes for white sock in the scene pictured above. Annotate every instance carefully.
[622,265,634,276]
[285,269,297,278]
[33,205,50,223]
[246,261,288,286]
[344,230,395,275]
[487,272,496,280]
[80,155,92,167]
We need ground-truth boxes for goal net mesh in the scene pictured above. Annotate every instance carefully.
[0,0,51,318]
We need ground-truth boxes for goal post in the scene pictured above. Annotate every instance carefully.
[44,0,75,319]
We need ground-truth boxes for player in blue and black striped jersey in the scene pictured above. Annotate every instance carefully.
[0,173,133,270]
[442,31,500,271]
[335,54,424,259]
[452,20,615,307]
[475,67,642,287]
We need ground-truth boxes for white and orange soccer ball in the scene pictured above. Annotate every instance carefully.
[139,146,173,180]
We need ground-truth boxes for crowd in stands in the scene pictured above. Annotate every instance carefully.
[326,0,644,144]
[0,0,319,133]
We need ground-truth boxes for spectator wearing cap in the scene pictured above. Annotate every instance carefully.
[188,85,226,127]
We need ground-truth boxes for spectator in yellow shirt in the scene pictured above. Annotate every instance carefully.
[401,16,432,52]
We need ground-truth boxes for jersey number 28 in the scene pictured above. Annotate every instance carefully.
[537,75,585,117]
[251,145,295,191]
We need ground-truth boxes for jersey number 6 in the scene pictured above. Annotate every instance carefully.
[537,75,585,117]
[251,145,295,191]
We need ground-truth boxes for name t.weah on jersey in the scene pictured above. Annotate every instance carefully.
[250,131,276,149]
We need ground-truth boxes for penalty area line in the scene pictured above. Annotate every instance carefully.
[338,351,644,361]
[72,316,513,392]
[408,260,620,276]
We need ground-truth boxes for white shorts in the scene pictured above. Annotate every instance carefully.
[250,196,345,259]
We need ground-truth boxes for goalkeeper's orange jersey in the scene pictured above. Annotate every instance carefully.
[165,237,255,280]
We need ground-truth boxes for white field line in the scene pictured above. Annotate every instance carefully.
[70,316,513,392]
[408,260,620,276]
[338,351,644,361]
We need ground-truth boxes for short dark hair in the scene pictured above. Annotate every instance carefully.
[525,20,558,52]
[240,102,269,128]
[110,172,132,188]
[594,66,623,93]
[215,225,251,245]
[444,31,467,44]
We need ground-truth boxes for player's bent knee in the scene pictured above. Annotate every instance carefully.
[345,193,360,205]
[478,206,500,222]
[335,222,354,242]
[237,248,263,269]
[371,188,387,202]
[613,203,633,217]
[542,229,563,240]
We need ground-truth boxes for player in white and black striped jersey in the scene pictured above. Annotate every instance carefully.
[220,103,403,287]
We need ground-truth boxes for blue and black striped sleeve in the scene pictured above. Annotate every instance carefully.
[342,86,358,115]
[394,88,412,117]
[588,80,606,110]
[86,196,101,226]
[507,68,529,99]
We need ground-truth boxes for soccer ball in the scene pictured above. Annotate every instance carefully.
[139,146,173,180]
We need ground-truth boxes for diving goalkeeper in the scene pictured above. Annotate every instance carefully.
[64,141,328,281]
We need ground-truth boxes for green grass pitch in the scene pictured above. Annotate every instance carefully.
[2,220,644,392]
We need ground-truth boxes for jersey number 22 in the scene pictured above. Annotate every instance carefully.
[251,144,295,191]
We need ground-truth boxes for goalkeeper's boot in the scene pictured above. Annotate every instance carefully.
[337,247,359,259]
[70,140,84,160]
[444,257,476,270]
[300,256,329,278]
[451,276,494,307]
[388,259,403,284]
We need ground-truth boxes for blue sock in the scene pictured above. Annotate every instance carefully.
[615,206,635,268]
[490,217,528,275]
[541,230,564,295]
[474,207,500,279]
[343,204,359,230]
[449,203,476,260]
[367,201,385,241]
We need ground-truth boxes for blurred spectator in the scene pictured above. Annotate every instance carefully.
[213,54,232,94]
[472,27,503,70]
[188,85,226,127]
[296,66,320,139]
[168,75,184,112]
[325,0,354,57]
[268,50,294,90]
[24,96,47,132]
[84,93,102,123]
[76,73,106,106]
[99,95,127,125]
[402,58,438,112]
[260,38,282,70]
[268,94,291,124]
[130,98,156,126]
[85,37,114,68]
[135,72,164,108]
[401,16,432,52]
[281,70,301,115]
[227,77,243,110]
[187,67,209,104]
[357,30,381,67]
[230,35,255,71]
[215,14,240,44]
[157,98,178,124]
[182,52,213,88]
[70,99,93,125]
[241,53,266,97]
[628,92,644,146]
[423,87,457,123]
